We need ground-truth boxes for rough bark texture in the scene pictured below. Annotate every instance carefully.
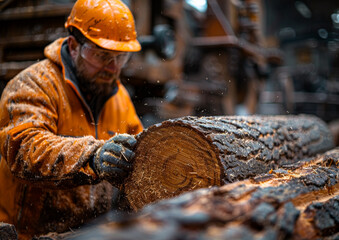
[64,148,339,240]
[0,222,17,240]
[124,115,334,210]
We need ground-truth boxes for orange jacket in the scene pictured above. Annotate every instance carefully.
[0,38,143,239]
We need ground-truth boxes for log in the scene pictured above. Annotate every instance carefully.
[329,119,339,146]
[67,148,339,240]
[124,115,334,210]
[0,222,17,240]
[31,231,73,240]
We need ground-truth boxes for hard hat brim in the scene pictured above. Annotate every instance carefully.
[91,38,141,52]
[65,21,141,52]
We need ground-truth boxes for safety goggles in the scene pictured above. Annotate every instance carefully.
[80,42,131,68]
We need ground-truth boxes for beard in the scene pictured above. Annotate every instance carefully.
[74,56,119,98]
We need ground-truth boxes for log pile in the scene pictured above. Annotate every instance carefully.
[24,115,339,239]
[67,148,339,240]
[124,115,334,210]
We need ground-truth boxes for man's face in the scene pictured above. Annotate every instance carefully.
[71,40,130,97]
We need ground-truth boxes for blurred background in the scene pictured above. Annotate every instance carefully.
[0,0,338,128]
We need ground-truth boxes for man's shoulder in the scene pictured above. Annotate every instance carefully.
[19,59,62,80]
[5,59,63,95]
[44,38,66,65]
[116,81,131,97]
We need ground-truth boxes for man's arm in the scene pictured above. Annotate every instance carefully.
[0,63,103,188]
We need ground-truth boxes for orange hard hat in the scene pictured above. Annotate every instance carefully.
[65,0,141,52]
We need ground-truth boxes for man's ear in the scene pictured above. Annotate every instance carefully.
[67,36,80,60]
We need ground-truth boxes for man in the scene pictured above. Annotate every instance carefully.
[0,0,143,239]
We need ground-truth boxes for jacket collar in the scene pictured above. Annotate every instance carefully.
[44,38,65,66]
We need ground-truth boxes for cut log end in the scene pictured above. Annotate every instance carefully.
[125,124,222,210]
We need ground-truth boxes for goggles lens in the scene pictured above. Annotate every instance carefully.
[80,43,131,68]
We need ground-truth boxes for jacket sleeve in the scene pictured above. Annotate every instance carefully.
[0,62,103,189]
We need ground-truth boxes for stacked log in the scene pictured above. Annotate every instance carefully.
[0,223,17,240]
[124,115,334,210]
[67,148,339,240]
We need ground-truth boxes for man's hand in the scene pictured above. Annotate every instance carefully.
[92,134,137,185]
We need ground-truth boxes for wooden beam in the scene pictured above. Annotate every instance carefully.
[0,4,73,20]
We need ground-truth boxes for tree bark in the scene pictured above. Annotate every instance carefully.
[124,115,334,210]
[68,148,339,240]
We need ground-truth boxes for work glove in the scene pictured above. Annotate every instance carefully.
[92,134,137,185]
